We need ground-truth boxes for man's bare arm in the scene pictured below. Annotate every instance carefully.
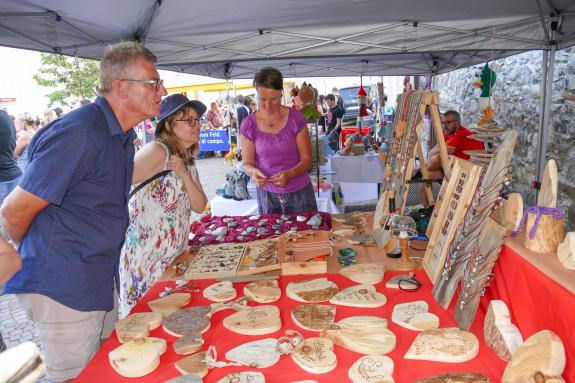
[0,187,49,245]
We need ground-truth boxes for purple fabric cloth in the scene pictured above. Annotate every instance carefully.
[240,108,310,193]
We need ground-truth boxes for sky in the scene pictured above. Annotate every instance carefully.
[0,46,402,118]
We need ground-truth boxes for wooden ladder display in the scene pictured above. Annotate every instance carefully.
[373,90,450,241]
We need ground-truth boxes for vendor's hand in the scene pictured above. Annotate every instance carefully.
[252,169,267,188]
[446,145,455,155]
[269,170,291,188]
[168,155,189,179]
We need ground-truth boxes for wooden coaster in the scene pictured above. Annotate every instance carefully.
[499,193,523,232]
[538,159,558,208]
[391,301,439,331]
[147,293,191,317]
[223,305,282,335]
[291,304,336,331]
[348,355,394,383]
[225,338,281,368]
[321,316,396,355]
[244,280,281,303]
[217,372,265,383]
[163,306,211,337]
[115,312,163,343]
[413,372,491,383]
[109,337,167,378]
[339,263,385,285]
[203,281,237,302]
[484,300,523,362]
[292,337,337,374]
[405,328,479,363]
[174,351,208,377]
[329,285,387,308]
[286,278,339,303]
[173,333,204,355]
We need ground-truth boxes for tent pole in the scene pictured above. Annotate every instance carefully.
[535,47,555,195]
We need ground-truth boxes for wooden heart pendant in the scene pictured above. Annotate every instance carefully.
[291,337,337,374]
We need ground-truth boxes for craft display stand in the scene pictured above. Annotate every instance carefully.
[278,230,331,275]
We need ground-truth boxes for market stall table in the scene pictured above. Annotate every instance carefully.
[329,152,385,184]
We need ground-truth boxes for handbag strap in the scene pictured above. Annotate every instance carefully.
[129,170,171,200]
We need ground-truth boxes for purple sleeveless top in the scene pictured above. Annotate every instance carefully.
[240,108,311,193]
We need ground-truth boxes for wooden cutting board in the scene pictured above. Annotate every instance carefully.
[243,280,281,303]
[321,316,396,355]
[348,355,394,383]
[147,293,191,317]
[109,337,167,378]
[163,306,211,337]
[174,351,208,377]
[339,263,385,285]
[286,278,339,303]
[203,281,237,302]
[173,333,204,355]
[222,305,282,335]
[391,301,439,331]
[291,304,336,331]
[484,300,523,361]
[225,338,281,368]
[291,337,337,374]
[115,312,163,343]
[404,328,479,363]
[329,285,387,308]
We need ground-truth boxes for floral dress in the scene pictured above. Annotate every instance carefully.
[118,142,198,318]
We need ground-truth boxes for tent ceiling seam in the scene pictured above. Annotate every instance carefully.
[141,0,162,46]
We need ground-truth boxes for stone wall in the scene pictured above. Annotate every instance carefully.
[431,48,574,231]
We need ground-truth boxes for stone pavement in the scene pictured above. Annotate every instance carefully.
[0,155,228,382]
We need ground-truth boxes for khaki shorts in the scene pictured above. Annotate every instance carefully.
[18,291,118,382]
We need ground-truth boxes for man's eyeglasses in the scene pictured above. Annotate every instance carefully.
[442,119,458,125]
[120,79,164,92]
[176,117,201,126]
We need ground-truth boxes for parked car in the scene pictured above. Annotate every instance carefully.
[338,85,377,127]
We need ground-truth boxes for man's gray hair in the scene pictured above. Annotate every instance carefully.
[98,41,157,96]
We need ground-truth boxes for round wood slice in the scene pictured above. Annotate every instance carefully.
[244,280,281,303]
[291,304,336,331]
[174,351,208,377]
[163,306,211,337]
[109,337,167,378]
[348,355,394,383]
[291,337,337,374]
[391,301,439,331]
[173,333,204,355]
[286,278,339,303]
[321,316,396,355]
[222,305,281,336]
[499,193,523,232]
[538,159,558,208]
[524,212,564,253]
[339,263,385,285]
[217,372,265,383]
[557,232,575,270]
[329,285,387,308]
[147,293,191,317]
[203,281,237,302]
[404,328,479,363]
[115,312,163,343]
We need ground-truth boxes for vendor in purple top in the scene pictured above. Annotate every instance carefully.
[240,67,317,214]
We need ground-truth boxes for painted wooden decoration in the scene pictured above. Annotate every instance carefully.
[286,278,339,303]
[243,280,281,303]
[115,312,162,343]
[329,285,387,308]
[391,301,439,331]
[502,330,566,383]
[413,372,491,383]
[279,231,331,276]
[348,355,394,383]
[164,374,203,383]
[109,337,167,378]
[163,306,211,337]
[321,316,396,355]
[147,293,191,317]
[173,333,204,355]
[404,328,479,363]
[538,159,558,208]
[203,281,237,302]
[558,232,575,270]
[499,193,523,232]
[483,300,523,362]
[174,351,208,378]
[223,305,282,335]
[291,304,336,331]
[217,372,265,383]
[291,337,337,374]
[225,338,281,368]
[339,263,385,285]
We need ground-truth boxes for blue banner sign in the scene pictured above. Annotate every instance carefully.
[199,129,229,152]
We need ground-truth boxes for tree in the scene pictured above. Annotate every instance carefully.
[33,53,99,108]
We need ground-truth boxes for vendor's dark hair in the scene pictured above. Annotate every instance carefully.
[444,110,460,120]
[326,94,336,101]
[253,67,283,90]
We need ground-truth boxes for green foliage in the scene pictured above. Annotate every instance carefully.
[33,53,99,108]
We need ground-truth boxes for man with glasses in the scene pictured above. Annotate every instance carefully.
[0,41,166,382]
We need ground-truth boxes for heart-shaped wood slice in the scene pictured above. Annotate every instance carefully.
[147,293,191,317]
[321,316,396,355]
[339,263,385,285]
[291,304,336,331]
[244,280,281,303]
[163,306,211,337]
[109,337,167,378]
[291,337,337,374]
[115,312,163,343]
[348,355,395,383]
[405,328,479,363]
[203,281,237,302]
[164,374,204,383]
[217,372,266,383]
[286,278,339,303]
[391,301,439,331]
[173,332,204,355]
[329,285,387,308]
[225,338,280,368]
[174,351,208,377]
[223,305,282,336]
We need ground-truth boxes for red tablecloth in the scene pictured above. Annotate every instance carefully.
[76,272,506,383]
[481,244,575,382]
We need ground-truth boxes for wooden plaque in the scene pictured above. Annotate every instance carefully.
[286,277,339,303]
[483,300,522,361]
[222,305,282,335]
[217,372,265,383]
[499,193,523,232]
[185,243,246,280]
[414,373,491,383]
[291,304,336,331]
[173,333,204,355]
[292,337,337,374]
[391,301,439,331]
[405,328,479,363]
[244,279,282,303]
[174,351,208,377]
[203,281,237,302]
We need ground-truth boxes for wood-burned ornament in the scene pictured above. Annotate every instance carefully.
[329,285,387,308]
[203,281,237,302]
[484,300,523,361]
[108,337,167,378]
[163,306,211,337]
[348,355,395,383]
[391,301,439,331]
[291,337,337,374]
[225,338,281,368]
[115,312,163,343]
[173,332,204,355]
[244,280,281,303]
[413,372,491,383]
[321,316,396,355]
[404,328,479,363]
[286,278,339,303]
[164,374,204,383]
[174,351,208,378]
[339,263,385,285]
[291,304,336,331]
[223,305,282,335]
[147,293,191,317]
[217,372,265,383]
